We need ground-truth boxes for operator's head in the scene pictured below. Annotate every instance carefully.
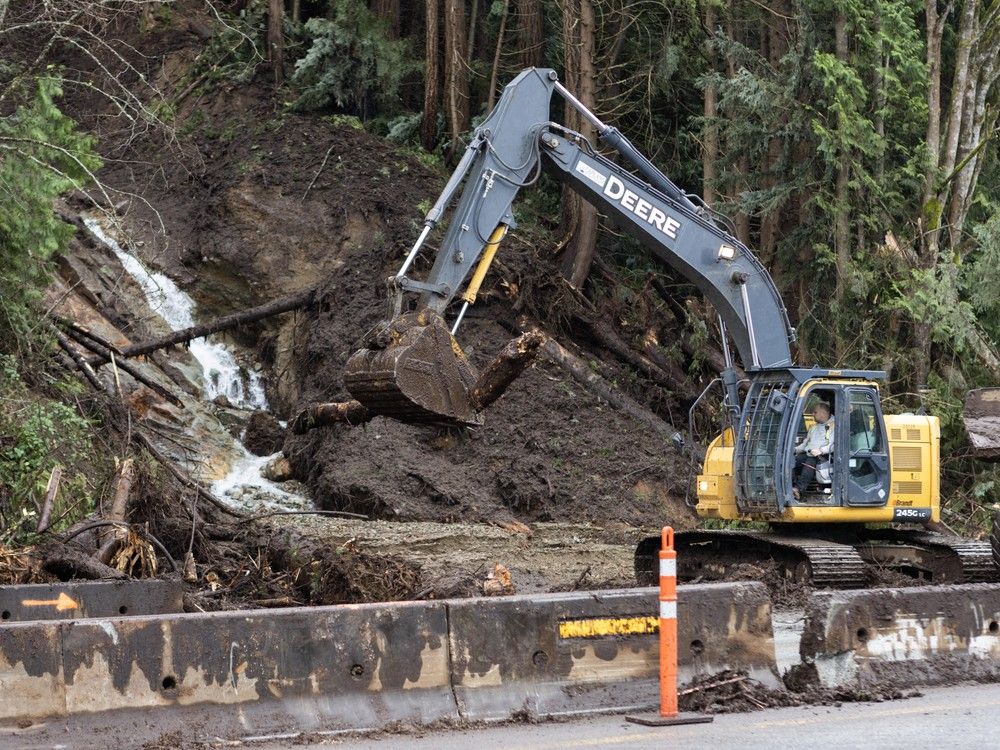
[813,403,831,423]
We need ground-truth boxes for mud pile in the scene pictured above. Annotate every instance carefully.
[79,8,695,535]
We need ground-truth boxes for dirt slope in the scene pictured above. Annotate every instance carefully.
[36,6,698,601]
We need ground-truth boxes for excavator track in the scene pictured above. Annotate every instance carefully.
[635,529,868,589]
[858,529,1000,584]
[635,527,1000,588]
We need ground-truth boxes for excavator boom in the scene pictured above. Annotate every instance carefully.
[345,68,794,423]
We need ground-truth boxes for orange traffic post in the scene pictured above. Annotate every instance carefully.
[659,525,678,716]
[626,526,713,727]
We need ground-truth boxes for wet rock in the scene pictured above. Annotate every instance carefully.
[262,455,293,482]
[244,411,286,456]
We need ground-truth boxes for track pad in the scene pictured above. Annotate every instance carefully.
[344,313,482,425]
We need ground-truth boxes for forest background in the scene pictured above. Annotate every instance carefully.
[1,0,999,538]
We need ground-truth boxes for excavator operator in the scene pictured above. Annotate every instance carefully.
[792,402,834,500]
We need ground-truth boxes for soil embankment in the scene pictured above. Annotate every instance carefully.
[34,3,698,604]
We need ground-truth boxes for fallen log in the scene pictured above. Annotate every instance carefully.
[43,545,128,580]
[575,314,699,402]
[536,334,682,441]
[98,458,135,565]
[53,326,105,392]
[468,330,545,410]
[84,288,316,365]
[62,319,125,357]
[63,324,184,407]
[291,399,371,433]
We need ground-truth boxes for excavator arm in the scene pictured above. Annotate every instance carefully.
[345,68,795,423]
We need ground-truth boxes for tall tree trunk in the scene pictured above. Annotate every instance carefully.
[559,0,598,288]
[702,2,718,208]
[938,0,979,188]
[519,0,545,68]
[947,6,999,247]
[422,0,442,150]
[372,0,402,38]
[268,0,284,84]
[467,0,479,61]
[873,8,886,185]
[487,0,511,110]
[758,1,787,267]
[724,2,750,244]
[444,0,470,160]
[833,10,850,358]
[913,0,949,392]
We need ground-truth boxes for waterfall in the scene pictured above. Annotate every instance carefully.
[83,218,267,411]
[83,216,306,508]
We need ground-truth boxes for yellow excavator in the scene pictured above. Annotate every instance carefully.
[344,68,997,586]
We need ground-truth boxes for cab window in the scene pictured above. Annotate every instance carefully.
[848,391,880,453]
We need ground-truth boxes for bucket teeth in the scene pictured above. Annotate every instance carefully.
[345,314,482,425]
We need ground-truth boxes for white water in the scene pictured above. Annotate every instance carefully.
[211,449,308,508]
[84,216,305,508]
[84,218,267,411]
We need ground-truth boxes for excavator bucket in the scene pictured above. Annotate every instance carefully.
[344,313,483,425]
[963,388,1000,461]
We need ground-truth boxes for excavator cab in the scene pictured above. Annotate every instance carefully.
[726,370,891,518]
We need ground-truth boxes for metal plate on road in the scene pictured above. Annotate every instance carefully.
[0,580,183,623]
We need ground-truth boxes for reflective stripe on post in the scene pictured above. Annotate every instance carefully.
[659,525,678,717]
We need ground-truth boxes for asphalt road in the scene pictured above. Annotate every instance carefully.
[254,683,1000,750]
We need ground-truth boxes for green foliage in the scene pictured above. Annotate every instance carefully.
[0,77,101,346]
[292,1,417,115]
[0,357,101,545]
[185,2,267,87]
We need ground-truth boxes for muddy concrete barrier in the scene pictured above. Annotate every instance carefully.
[0,601,457,734]
[799,583,1000,688]
[448,582,778,721]
[0,582,775,739]
[0,580,182,623]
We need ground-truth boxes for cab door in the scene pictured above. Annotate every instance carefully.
[839,388,890,506]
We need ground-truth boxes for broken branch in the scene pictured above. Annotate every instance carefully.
[468,330,545,410]
[63,324,184,407]
[84,288,316,366]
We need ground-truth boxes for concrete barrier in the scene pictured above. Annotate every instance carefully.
[0,582,777,740]
[447,582,778,720]
[799,583,1000,688]
[0,620,64,721]
[0,580,182,622]
[1,601,457,735]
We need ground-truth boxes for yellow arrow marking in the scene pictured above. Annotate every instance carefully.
[22,592,80,611]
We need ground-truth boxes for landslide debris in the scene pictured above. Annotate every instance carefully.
[680,669,924,714]
[77,7,698,540]
[32,2,701,602]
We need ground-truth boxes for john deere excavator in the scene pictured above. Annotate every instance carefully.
[344,68,998,587]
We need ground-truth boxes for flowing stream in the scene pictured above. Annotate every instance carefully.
[84,218,267,410]
[84,217,306,508]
